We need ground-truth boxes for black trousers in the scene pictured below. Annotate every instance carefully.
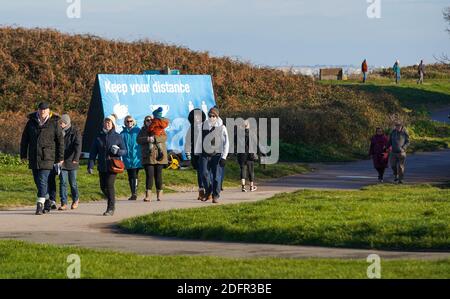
[126,168,140,195]
[99,171,117,211]
[144,164,164,191]
[375,167,385,179]
[240,161,255,182]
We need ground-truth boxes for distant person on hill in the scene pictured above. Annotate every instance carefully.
[200,107,229,203]
[120,115,142,201]
[88,114,127,216]
[361,59,368,83]
[20,102,64,215]
[185,108,207,200]
[236,120,259,192]
[138,108,169,202]
[58,114,82,210]
[417,60,425,84]
[387,121,410,184]
[393,60,401,84]
[369,127,389,183]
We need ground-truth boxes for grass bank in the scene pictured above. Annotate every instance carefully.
[120,184,450,251]
[0,240,448,278]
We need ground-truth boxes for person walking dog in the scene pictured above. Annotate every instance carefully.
[20,102,64,215]
[120,115,142,201]
[58,114,82,210]
[388,121,410,184]
[88,114,126,216]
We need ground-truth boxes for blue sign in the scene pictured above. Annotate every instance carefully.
[97,74,216,153]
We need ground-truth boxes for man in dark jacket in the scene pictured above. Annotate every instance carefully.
[388,121,410,184]
[20,102,64,215]
[57,114,82,210]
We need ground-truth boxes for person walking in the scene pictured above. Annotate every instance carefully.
[88,114,126,216]
[137,108,169,202]
[120,115,142,201]
[185,108,207,200]
[200,107,229,203]
[20,102,64,215]
[417,60,425,84]
[388,121,410,184]
[369,127,389,183]
[236,120,258,192]
[58,114,82,210]
[393,60,401,84]
[361,59,368,83]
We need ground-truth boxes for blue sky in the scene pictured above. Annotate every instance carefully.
[1,0,449,66]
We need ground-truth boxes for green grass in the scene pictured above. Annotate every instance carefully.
[120,184,450,251]
[0,240,448,278]
[320,78,450,111]
[0,153,309,209]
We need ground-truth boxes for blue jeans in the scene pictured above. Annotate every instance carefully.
[60,170,79,205]
[32,169,51,199]
[48,169,57,202]
[200,155,222,198]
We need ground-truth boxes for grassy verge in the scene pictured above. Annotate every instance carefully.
[0,153,309,209]
[0,240,448,278]
[320,78,450,111]
[120,184,450,251]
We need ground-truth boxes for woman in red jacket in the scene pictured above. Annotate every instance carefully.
[369,127,389,182]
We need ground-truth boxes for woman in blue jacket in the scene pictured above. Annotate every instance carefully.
[120,115,142,201]
[88,114,127,216]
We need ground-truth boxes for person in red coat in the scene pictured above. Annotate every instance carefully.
[361,59,368,83]
[369,127,389,182]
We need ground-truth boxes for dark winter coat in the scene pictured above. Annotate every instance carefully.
[369,134,389,169]
[20,112,64,170]
[62,125,82,170]
[236,129,259,166]
[88,129,127,173]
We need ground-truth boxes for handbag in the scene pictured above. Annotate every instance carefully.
[109,157,125,174]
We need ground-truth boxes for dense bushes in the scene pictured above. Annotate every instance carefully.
[0,27,405,159]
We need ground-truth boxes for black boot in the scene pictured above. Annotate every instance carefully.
[43,199,51,214]
[35,202,44,215]
[128,178,137,200]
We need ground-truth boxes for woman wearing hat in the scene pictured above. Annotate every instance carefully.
[88,114,127,216]
[120,115,142,201]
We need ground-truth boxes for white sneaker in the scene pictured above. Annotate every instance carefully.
[250,186,257,192]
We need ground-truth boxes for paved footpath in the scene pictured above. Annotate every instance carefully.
[0,109,449,260]
[1,147,449,260]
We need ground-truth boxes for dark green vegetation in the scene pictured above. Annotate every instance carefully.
[120,184,450,251]
[1,240,448,278]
